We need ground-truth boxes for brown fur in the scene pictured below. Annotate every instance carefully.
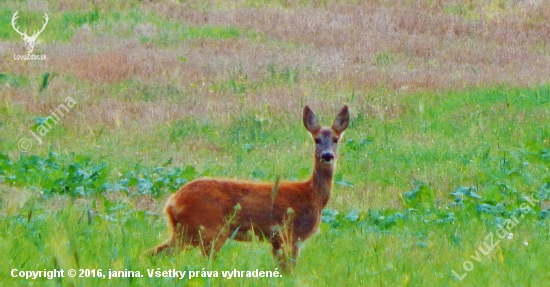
[149,105,350,271]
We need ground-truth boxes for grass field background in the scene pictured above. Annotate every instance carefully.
[1,0,550,286]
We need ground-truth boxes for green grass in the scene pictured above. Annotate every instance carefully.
[2,0,550,285]
[2,85,550,286]
[1,7,251,45]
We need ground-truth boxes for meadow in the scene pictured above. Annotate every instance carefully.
[1,0,550,286]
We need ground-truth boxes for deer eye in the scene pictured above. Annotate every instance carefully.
[315,138,321,144]
[332,137,339,143]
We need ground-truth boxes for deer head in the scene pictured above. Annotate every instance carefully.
[11,11,49,54]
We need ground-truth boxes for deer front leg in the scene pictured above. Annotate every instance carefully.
[271,235,298,272]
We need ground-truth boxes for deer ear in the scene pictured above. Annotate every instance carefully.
[332,105,350,135]
[303,105,321,134]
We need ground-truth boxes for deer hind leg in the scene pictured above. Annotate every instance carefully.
[197,224,230,260]
[150,193,232,258]
[148,208,178,256]
[149,238,175,255]
[150,201,196,255]
[149,222,189,255]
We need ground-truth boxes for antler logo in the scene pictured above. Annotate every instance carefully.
[11,11,49,54]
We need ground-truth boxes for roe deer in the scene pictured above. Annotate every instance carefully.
[150,105,350,271]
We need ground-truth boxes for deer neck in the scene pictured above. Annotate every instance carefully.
[309,159,335,207]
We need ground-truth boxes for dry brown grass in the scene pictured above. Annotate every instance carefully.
[55,51,136,84]
[0,185,36,215]
[181,1,550,90]
[2,0,550,126]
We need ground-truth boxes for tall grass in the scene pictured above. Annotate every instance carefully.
[1,0,550,286]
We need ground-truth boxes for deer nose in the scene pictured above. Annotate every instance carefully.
[320,152,334,163]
